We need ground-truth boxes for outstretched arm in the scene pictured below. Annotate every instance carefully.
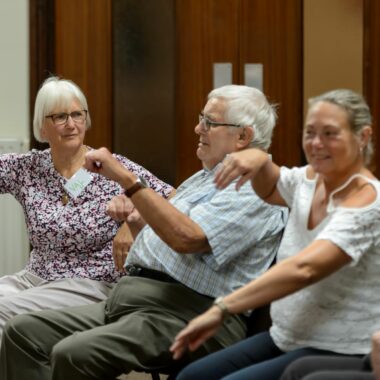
[85,148,210,253]
[215,148,285,206]
[170,240,351,359]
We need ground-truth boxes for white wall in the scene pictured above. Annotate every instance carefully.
[0,0,29,142]
[0,0,29,275]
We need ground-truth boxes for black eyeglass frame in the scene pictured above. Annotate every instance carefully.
[45,110,88,125]
[199,113,241,131]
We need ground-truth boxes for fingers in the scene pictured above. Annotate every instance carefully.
[235,172,252,191]
[112,223,134,271]
[84,148,127,183]
[84,147,110,173]
[170,338,187,360]
[214,150,261,190]
[214,155,245,189]
[127,208,142,223]
[112,243,127,271]
[107,195,135,222]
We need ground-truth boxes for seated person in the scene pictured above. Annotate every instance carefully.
[0,85,287,379]
[0,76,173,341]
[281,331,380,380]
[171,89,380,380]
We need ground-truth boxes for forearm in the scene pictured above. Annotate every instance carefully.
[130,188,209,253]
[126,218,146,239]
[250,153,282,203]
[220,242,351,315]
[221,258,311,314]
[118,171,209,253]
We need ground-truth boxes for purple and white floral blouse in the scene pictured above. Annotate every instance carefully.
[0,148,173,283]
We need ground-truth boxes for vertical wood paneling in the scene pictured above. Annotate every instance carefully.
[113,0,176,184]
[55,0,112,150]
[175,0,240,184]
[363,0,380,176]
[240,0,303,167]
[29,0,55,150]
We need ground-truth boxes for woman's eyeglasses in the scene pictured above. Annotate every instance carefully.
[45,110,88,126]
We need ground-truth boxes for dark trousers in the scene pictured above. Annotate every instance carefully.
[281,355,373,380]
[176,332,360,380]
[0,276,246,380]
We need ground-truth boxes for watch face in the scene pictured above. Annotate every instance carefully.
[139,176,149,188]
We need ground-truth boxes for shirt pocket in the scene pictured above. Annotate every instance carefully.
[186,189,216,204]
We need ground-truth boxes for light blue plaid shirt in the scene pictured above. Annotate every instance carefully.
[126,165,287,297]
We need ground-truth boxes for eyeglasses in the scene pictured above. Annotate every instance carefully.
[45,110,88,126]
[198,113,241,132]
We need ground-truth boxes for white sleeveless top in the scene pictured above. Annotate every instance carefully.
[270,166,380,354]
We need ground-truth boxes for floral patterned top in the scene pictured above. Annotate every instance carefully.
[0,148,173,283]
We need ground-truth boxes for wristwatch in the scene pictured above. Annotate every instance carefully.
[213,297,231,319]
[125,176,149,198]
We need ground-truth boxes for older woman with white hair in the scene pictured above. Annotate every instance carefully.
[172,89,380,380]
[0,76,173,341]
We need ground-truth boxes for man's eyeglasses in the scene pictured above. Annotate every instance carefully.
[45,110,88,126]
[199,113,241,132]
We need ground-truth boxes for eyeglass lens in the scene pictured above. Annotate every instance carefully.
[51,111,87,125]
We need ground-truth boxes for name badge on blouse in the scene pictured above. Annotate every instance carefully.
[63,168,93,199]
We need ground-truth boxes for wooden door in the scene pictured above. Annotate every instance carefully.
[29,0,112,151]
[175,0,303,183]
[31,0,379,180]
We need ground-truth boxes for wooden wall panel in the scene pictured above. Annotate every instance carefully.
[54,0,112,150]
[29,0,55,150]
[240,0,303,167]
[175,0,240,183]
[113,0,176,185]
[363,0,380,177]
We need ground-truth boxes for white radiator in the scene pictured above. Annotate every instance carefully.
[0,139,29,276]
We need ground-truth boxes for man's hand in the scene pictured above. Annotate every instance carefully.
[84,147,135,186]
[112,223,134,272]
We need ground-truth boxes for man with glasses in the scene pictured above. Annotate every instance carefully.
[1,85,287,380]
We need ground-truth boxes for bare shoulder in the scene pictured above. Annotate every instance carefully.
[343,176,378,209]
[305,165,317,180]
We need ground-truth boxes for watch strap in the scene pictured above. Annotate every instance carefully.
[213,297,231,319]
[125,181,145,197]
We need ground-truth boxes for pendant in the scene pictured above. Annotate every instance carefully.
[62,192,69,206]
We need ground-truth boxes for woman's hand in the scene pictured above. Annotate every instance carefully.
[107,195,138,222]
[170,306,224,360]
[214,148,269,190]
[112,223,134,272]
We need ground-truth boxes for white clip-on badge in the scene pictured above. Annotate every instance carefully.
[63,168,93,199]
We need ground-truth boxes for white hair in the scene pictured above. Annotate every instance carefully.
[208,85,277,150]
[33,76,91,142]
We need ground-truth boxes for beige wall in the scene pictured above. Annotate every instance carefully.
[304,0,363,112]
[0,0,29,143]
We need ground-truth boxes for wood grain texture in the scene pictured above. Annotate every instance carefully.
[55,0,113,149]
[240,0,303,167]
[363,0,380,176]
[175,0,240,183]
[29,0,55,150]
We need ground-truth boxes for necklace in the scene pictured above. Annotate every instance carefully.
[62,191,69,206]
